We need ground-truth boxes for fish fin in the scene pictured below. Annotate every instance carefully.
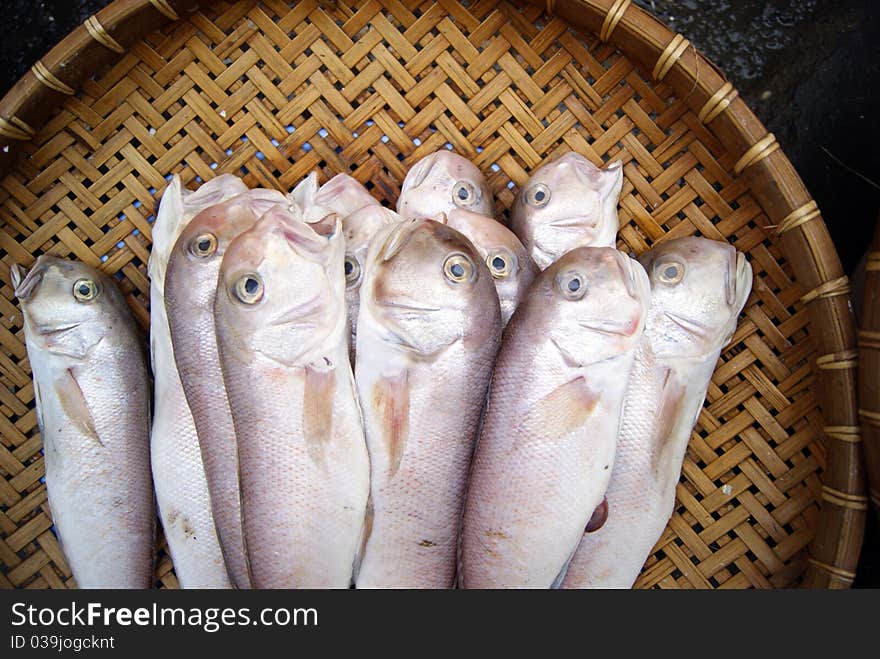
[55,368,102,446]
[352,495,374,585]
[585,497,609,533]
[289,171,319,215]
[551,545,579,589]
[303,364,337,463]
[650,369,687,476]
[519,377,600,444]
[372,371,409,477]
[32,377,46,439]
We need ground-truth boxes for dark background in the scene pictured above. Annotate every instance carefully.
[0,0,877,587]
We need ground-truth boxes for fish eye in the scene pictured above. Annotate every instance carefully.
[233,273,264,304]
[443,253,476,284]
[486,249,516,279]
[655,260,685,285]
[344,255,361,287]
[557,270,587,300]
[452,180,479,207]
[72,278,100,302]
[525,183,551,208]
[189,232,218,258]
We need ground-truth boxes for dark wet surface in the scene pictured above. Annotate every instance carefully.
[0,0,878,587]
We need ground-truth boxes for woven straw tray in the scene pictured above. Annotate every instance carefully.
[0,0,867,589]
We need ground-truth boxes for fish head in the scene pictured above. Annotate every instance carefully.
[639,237,753,359]
[444,208,539,326]
[342,205,403,328]
[165,189,287,311]
[11,255,129,359]
[305,173,379,223]
[148,174,249,284]
[537,246,649,367]
[215,204,345,367]
[362,218,499,356]
[397,150,493,220]
[511,152,623,269]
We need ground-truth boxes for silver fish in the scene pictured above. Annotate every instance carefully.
[12,256,154,588]
[214,205,370,588]
[443,208,539,327]
[165,187,288,588]
[149,174,247,589]
[397,151,493,220]
[310,173,380,221]
[511,152,623,270]
[355,218,502,588]
[341,205,402,361]
[459,246,649,588]
[561,237,752,589]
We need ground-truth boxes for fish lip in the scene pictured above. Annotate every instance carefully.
[664,310,710,338]
[543,214,598,230]
[11,263,43,301]
[35,322,82,337]
[375,299,442,313]
[268,295,326,327]
[577,319,636,337]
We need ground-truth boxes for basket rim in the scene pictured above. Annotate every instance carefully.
[0,0,866,588]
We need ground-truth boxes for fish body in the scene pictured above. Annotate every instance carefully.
[560,237,752,589]
[510,152,623,270]
[13,256,154,588]
[341,205,402,360]
[459,246,649,588]
[397,151,493,221]
[149,174,247,589]
[355,219,502,588]
[444,208,538,327]
[214,206,369,588]
[164,188,287,588]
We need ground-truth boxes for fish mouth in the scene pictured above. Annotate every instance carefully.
[377,299,442,313]
[11,263,43,301]
[544,215,598,230]
[664,310,710,338]
[35,322,81,337]
[269,294,327,327]
[577,319,637,337]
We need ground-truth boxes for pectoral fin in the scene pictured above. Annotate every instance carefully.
[519,377,600,444]
[585,497,609,533]
[372,371,409,477]
[650,369,687,476]
[303,365,336,463]
[55,369,102,446]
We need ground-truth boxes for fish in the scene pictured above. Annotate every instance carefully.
[149,173,247,589]
[213,204,370,588]
[397,151,494,221]
[340,205,402,361]
[443,208,539,327]
[510,152,623,270]
[12,256,154,588]
[459,246,650,588]
[354,218,502,588]
[164,187,288,588]
[561,237,752,589]
[309,173,380,221]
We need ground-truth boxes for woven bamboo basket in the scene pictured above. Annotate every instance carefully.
[0,0,867,589]
[859,215,880,520]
